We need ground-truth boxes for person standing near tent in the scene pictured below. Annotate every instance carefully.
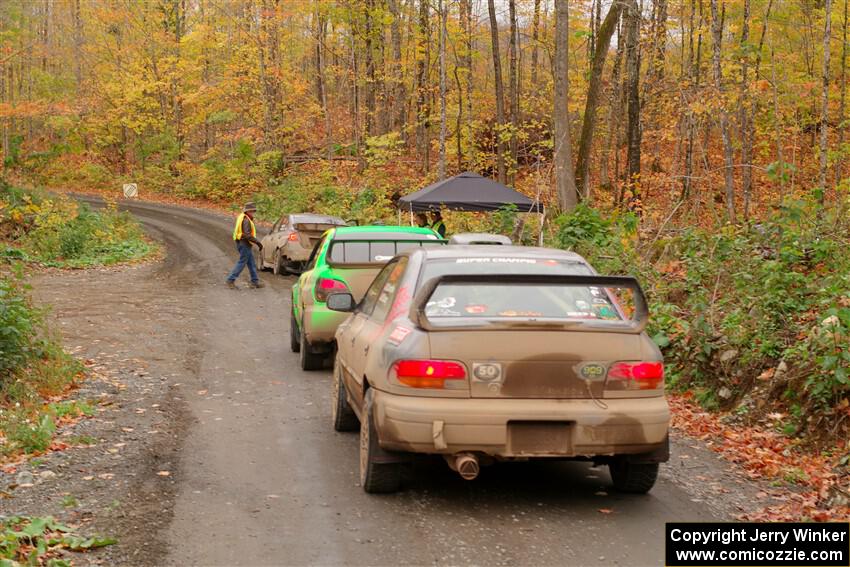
[415,212,430,228]
[226,202,265,289]
[431,211,447,238]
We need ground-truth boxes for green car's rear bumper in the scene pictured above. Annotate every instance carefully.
[302,303,350,346]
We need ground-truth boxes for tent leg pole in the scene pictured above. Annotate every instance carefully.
[539,211,545,246]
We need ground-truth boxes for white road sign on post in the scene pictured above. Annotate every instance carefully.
[123,183,138,199]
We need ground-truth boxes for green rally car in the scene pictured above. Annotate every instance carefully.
[291,225,444,370]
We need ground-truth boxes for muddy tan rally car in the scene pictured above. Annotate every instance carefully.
[327,246,670,493]
[258,213,346,275]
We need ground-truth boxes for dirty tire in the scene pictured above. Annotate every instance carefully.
[299,320,324,371]
[608,460,659,494]
[359,390,401,493]
[273,249,283,276]
[289,309,300,353]
[332,360,359,432]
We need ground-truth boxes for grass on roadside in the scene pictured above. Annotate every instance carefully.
[0,179,156,460]
[0,180,157,268]
[0,268,86,459]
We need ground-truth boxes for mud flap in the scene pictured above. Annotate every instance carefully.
[625,435,669,464]
[367,394,412,465]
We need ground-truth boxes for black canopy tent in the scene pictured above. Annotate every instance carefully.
[397,172,544,214]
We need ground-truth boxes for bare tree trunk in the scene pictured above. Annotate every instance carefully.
[416,0,430,171]
[315,8,332,160]
[820,0,833,196]
[711,0,736,220]
[200,0,212,153]
[438,0,447,179]
[464,0,473,165]
[554,0,579,210]
[174,0,185,159]
[739,0,753,219]
[364,0,376,137]
[682,0,704,201]
[837,0,848,182]
[771,47,786,200]
[258,0,280,147]
[388,0,406,132]
[508,0,519,184]
[600,19,624,189]
[487,0,507,184]
[349,10,362,161]
[531,0,541,86]
[575,2,624,197]
[458,0,471,168]
[624,0,642,209]
[653,0,668,81]
[314,8,325,107]
[73,0,82,91]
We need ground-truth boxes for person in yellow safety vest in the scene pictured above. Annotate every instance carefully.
[226,202,265,289]
[431,211,447,238]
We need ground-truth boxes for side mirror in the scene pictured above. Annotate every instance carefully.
[326,292,356,312]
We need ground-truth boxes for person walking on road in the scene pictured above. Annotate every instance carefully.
[226,202,265,289]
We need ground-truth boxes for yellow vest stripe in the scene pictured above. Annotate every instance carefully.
[233,213,256,241]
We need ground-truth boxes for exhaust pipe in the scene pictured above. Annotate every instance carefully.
[446,452,480,480]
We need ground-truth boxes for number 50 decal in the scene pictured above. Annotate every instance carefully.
[472,362,503,382]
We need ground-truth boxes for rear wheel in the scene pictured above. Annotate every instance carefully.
[289,309,301,353]
[299,319,325,371]
[608,459,659,494]
[359,390,401,493]
[332,360,359,432]
[273,249,283,276]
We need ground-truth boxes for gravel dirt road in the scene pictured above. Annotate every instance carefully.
[4,199,783,566]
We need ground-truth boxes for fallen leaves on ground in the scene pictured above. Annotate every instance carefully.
[0,515,117,564]
[669,393,850,521]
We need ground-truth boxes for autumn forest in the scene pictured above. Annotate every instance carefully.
[0,0,845,219]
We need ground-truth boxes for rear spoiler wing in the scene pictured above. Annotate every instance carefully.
[410,274,649,334]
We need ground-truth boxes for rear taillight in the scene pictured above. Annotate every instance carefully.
[607,361,664,390]
[392,360,467,389]
[315,277,350,302]
[288,232,299,242]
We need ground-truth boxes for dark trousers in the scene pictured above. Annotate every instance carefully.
[226,241,259,283]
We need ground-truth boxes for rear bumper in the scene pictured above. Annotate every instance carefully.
[303,304,349,345]
[372,390,670,459]
[282,243,312,262]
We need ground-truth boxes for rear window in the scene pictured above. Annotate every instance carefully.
[291,215,345,225]
[424,282,624,321]
[295,223,342,233]
[329,239,443,265]
[421,257,593,280]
